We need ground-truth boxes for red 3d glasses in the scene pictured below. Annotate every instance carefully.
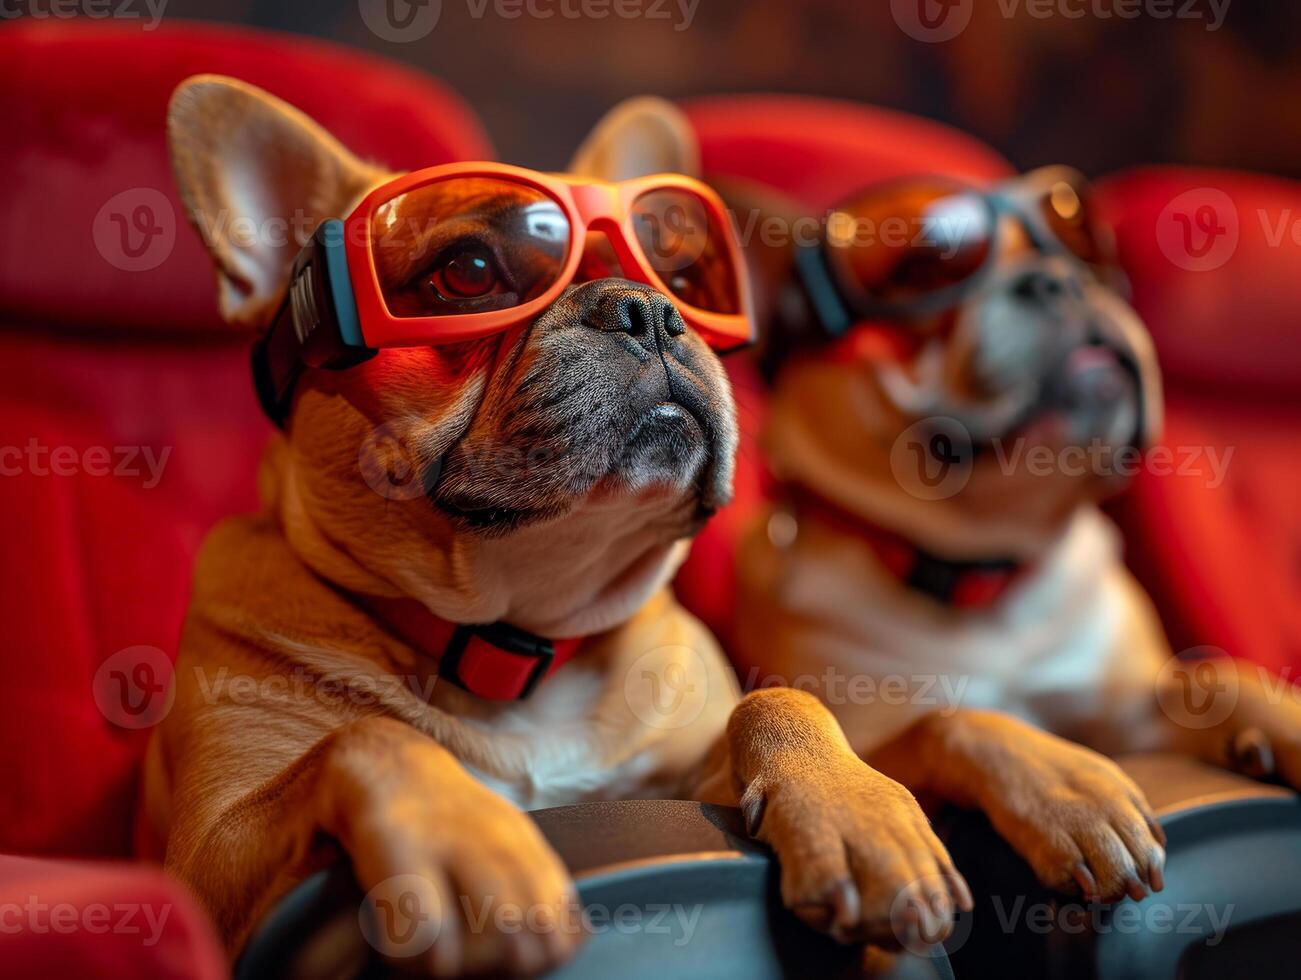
[253,162,754,426]
[796,166,1121,339]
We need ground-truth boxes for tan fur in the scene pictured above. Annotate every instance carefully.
[741,191,1301,908]
[144,79,971,974]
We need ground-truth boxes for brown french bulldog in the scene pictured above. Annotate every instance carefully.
[138,79,970,975]
[731,166,1301,907]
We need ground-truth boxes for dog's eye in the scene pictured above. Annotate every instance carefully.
[429,244,500,299]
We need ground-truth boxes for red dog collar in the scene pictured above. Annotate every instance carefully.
[359,595,584,700]
[788,487,1028,610]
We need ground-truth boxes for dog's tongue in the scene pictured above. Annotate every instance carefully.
[1017,411,1068,448]
[1063,344,1126,399]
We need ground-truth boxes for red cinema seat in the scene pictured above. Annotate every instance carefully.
[0,19,489,973]
[673,95,1013,647]
[684,95,1013,212]
[0,856,226,979]
[1097,168,1301,676]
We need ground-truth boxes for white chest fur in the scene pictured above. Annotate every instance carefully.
[739,506,1170,751]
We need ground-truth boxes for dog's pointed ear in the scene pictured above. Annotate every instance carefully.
[168,75,389,329]
[568,96,701,181]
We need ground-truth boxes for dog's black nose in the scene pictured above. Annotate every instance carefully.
[583,280,686,353]
[1011,266,1085,305]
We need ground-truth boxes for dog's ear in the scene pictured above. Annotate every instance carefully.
[568,96,700,180]
[167,74,389,329]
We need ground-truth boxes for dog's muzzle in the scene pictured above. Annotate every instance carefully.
[880,257,1162,452]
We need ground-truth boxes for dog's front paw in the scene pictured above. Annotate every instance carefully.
[331,722,583,976]
[744,756,971,948]
[958,717,1166,905]
[1221,716,1301,790]
[1192,662,1301,790]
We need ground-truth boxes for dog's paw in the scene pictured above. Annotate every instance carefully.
[743,756,971,948]
[1217,668,1301,790]
[335,727,583,976]
[975,731,1166,905]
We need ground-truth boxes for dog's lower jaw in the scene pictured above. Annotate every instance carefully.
[257,397,709,640]
[618,402,707,484]
[474,513,697,638]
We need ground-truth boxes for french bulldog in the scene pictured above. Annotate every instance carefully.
[730,166,1301,907]
[138,78,971,975]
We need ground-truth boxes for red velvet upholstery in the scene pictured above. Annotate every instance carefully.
[684,96,1013,211]
[0,854,226,978]
[1097,169,1301,675]
[1,20,491,336]
[0,20,491,866]
[674,96,1014,645]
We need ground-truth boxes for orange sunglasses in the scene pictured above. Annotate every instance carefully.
[253,162,754,425]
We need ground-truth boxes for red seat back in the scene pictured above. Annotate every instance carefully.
[0,21,491,857]
[685,95,1013,211]
[1098,168,1301,674]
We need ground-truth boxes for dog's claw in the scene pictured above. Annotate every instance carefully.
[756,753,966,950]
[1145,814,1168,848]
[1230,727,1275,779]
[947,865,974,912]
[835,878,862,925]
[913,892,949,946]
[1070,862,1097,901]
[740,786,767,838]
[926,883,954,927]
[1148,849,1165,892]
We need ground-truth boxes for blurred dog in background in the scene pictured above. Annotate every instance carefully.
[726,163,1301,907]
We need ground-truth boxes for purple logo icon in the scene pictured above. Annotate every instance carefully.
[359,874,442,958]
[93,645,176,729]
[891,0,973,43]
[1155,646,1238,730]
[93,188,176,273]
[359,0,442,42]
[1156,188,1239,272]
[890,417,974,500]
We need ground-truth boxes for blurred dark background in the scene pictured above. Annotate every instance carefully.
[131,0,1301,177]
